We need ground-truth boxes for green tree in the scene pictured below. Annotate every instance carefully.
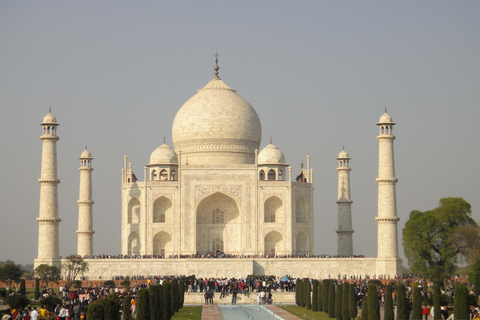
[87,301,105,320]
[306,279,312,310]
[367,283,380,320]
[137,288,150,320]
[412,286,422,320]
[163,282,172,320]
[360,293,368,320]
[120,280,131,290]
[104,280,115,288]
[19,279,26,295]
[403,197,478,284]
[150,285,162,320]
[342,282,349,320]
[323,280,330,313]
[298,279,304,307]
[63,255,88,290]
[318,282,323,312]
[454,284,469,320]
[328,282,336,318]
[296,279,301,306]
[0,261,23,288]
[34,278,40,300]
[172,279,179,314]
[104,293,119,320]
[384,284,394,320]
[4,294,30,310]
[123,295,133,320]
[433,284,442,320]
[397,283,408,320]
[335,283,342,320]
[348,282,357,319]
[39,295,63,312]
[178,280,185,309]
[312,279,319,312]
[34,264,61,288]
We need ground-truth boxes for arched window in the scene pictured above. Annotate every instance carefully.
[211,209,224,224]
[160,169,168,180]
[268,169,276,180]
[153,197,172,223]
[128,198,140,224]
[211,236,224,252]
[259,170,265,180]
[279,170,284,181]
[171,170,176,181]
[264,196,282,223]
[151,169,157,180]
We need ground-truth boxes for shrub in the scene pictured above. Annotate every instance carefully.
[318,282,323,312]
[328,282,335,318]
[4,294,31,309]
[454,284,469,320]
[384,284,394,320]
[149,285,162,320]
[396,283,407,320]
[367,283,380,320]
[335,283,342,320]
[123,295,133,320]
[312,280,319,312]
[323,280,330,313]
[104,293,118,320]
[360,292,368,320]
[87,301,105,320]
[163,282,172,320]
[72,280,82,289]
[120,280,130,290]
[178,280,185,309]
[137,288,150,320]
[412,286,422,320]
[348,282,357,319]
[305,279,312,310]
[39,295,62,312]
[104,280,116,288]
[342,282,349,320]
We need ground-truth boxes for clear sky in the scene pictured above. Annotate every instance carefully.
[1,1,479,266]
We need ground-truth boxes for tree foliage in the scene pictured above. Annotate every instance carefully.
[0,262,23,288]
[137,288,150,320]
[4,294,30,309]
[384,284,394,320]
[403,197,478,284]
[35,264,61,288]
[306,279,312,310]
[342,282,349,320]
[412,286,422,320]
[348,282,357,319]
[335,283,342,320]
[454,284,469,320]
[433,284,442,320]
[312,279,319,312]
[123,295,133,320]
[367,283,380,320]
[323,280,330,313]
[63,255,88,290]
[397,283,407,320]
[328,282,335,318]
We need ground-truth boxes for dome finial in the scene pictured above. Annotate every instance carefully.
[214,52,220,77]
[343,145,345,150]
[85,145,87,150]
[385,106,387,113]
[270,135,272,144]
[163,135,166,144]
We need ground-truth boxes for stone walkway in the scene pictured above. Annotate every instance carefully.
[201,304,303,320]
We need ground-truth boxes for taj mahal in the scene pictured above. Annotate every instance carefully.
[34,58,402,279]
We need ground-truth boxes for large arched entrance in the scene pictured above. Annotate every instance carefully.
[264,231,283,256]
[152,231,172,257]
[196,192,240,254]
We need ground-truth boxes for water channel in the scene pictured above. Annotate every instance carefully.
[217,305,284,320]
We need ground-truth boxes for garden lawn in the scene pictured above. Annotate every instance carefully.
[279,305,332,320]
[171,306,202,320]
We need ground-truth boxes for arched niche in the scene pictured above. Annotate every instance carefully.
[264,196,282,223]
[128,232,140,255]
[128,198,140,224]
[264,231,283,255]
[296,231,307,255]
[152,231,172,257]
[153,196,172,223]
[295,197,308,223]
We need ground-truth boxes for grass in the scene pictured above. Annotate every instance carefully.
[279,305,332,320]
[171,306,202,320]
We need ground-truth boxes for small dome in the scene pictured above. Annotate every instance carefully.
[258,144,286,165]
[377,112,395,125]
[337,149,350,159]
[41,112,58,125]
[149,144,178,165]
[80,149,93,159]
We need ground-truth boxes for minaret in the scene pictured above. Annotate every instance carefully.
[336,148,354,256]
[76,148,94,256]
[376,111,400,259]
[35,110,61,267]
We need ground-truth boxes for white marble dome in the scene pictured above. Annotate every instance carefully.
[42,112,58,124]
[172,76,262,165]
[149,144,178,165]
[378,112,394,124]
[337,149,350,159]
[80,149,93,159]
[258,144,286,164]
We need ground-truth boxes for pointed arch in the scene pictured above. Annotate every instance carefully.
[296,231,307,255]
[153,231,172,257]
[264,231,283,255]
[153,196,172,223]
[264,196,282,223]
[268,169,276,180]
[259,170,265,180]
[128,198,140,224]
[196,192,240,254]
[128,232,140,255]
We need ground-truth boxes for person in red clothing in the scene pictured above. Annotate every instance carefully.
[422,305,430,320]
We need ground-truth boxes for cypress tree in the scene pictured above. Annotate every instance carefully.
[178,280,185,309]
[318,282,324,312]
[150,285,162,320]
[296,279,301,306]
[306,279,312,310]
[299,279,305,307]
[348,282,357,319]
[433,284,441,320]
[454,284,469,320]
[335,283,342,320]
[312,280,319,311]
[384,284,394,320]
[342,282,349,320]
[328,282,336,318]
[34,279,40,300]
[360,292,368,320]
[86,301,105,320]
[367,283,380,320]
[137,288,150,320]
[397,283,408,320]
[123,295,133,320]
[323,280,330,313]
[474,276,480,299]
[104,293,119,320]
[412,286,422,320]
[163,282,172,320]
[20,279,26,296]
[172,279,179,314]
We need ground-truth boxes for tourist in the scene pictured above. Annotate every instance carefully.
[232,288,237,305]
[30,308,38,320]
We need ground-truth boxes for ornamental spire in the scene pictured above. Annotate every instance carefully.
[214,52,220,78]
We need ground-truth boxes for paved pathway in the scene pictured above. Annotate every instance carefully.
[201,304,221,320]
[264,305,303,319]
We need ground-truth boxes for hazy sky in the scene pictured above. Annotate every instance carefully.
[1,1,479,266]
